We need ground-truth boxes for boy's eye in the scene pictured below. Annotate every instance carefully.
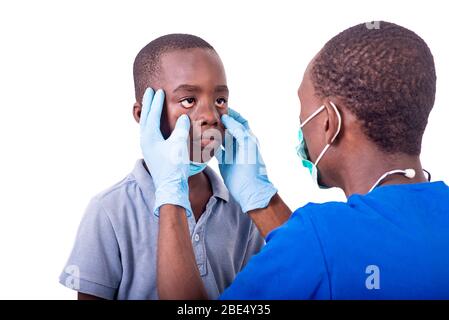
[215,97,227,108]
[180,97,195,108]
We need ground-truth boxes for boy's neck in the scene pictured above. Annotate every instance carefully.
[188,171,213,221]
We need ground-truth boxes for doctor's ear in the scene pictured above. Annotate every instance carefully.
[323,100,342,145]
[133,102,142,123]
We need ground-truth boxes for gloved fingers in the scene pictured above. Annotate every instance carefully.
[221,113,248,143]
[216,130,241,158]
[221,114,251,144]
[227,108,250,130]
[169,114,191,141]
[146,89,165,138]
[140,87,155,128]
[214,146,225,163]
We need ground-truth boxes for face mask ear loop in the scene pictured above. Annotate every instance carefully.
[314,102,342,167]
[314,143,330,167]
[300,105,326,128]
[329,102,342,143]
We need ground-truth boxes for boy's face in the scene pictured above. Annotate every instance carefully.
[136,48,228,163]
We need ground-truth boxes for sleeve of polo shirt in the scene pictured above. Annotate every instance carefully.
[219,207,330,299]
[59,197,122,299]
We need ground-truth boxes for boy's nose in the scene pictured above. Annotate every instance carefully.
[192,105,220,128]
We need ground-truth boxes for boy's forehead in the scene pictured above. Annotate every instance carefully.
[159,48,226,90]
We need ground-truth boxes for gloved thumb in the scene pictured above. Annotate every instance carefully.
[214,146,225,164]
[170,114,190,141]
[221,114,247,143]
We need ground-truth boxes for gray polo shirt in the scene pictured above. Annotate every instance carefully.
[59,160,264,299]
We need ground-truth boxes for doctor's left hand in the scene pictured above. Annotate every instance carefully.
[216,108,278,213]
[140,87,193,217]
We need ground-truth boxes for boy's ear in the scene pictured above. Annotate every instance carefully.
[133,102,142,123]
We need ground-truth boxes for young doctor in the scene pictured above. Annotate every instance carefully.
[143,22,449,299]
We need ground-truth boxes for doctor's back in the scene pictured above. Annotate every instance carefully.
[220,21,449,300]
[221,180,449,299]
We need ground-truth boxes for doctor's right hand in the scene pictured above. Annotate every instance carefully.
[217,108,277,213]
[140,88,192,217]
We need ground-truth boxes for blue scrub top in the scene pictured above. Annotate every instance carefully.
[220,181,449,299]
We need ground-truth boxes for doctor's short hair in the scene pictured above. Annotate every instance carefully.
[133,33,215,103]
[312,21,436,155]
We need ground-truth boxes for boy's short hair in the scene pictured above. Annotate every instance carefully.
[133,33,215,103]
[312,21,436,155]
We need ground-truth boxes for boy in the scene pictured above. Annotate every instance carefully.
[59,34,263,300]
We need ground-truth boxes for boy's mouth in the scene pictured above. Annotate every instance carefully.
[190,136,221,163]
[191,126,223,149]
[193,137,220,149]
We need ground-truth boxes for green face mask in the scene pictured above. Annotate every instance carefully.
[296,128,318,182]
[189,161,207,177]
[296,102,341,186]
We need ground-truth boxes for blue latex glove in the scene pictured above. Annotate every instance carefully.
[140,88,192,217]
[217,108,277,213]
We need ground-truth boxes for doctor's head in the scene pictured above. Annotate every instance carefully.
[133,34,228,163]
[298,21,436,191]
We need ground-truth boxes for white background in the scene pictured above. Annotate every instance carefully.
[0,0,447,299]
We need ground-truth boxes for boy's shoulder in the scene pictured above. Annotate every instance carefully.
[85,160,154,220]
[93,174,139,204]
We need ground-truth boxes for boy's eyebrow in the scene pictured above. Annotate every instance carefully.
[172,84,229,94]
[215,85,229,93]
[173,84,199,93]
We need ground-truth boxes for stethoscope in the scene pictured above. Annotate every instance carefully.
[369,168,432,193]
